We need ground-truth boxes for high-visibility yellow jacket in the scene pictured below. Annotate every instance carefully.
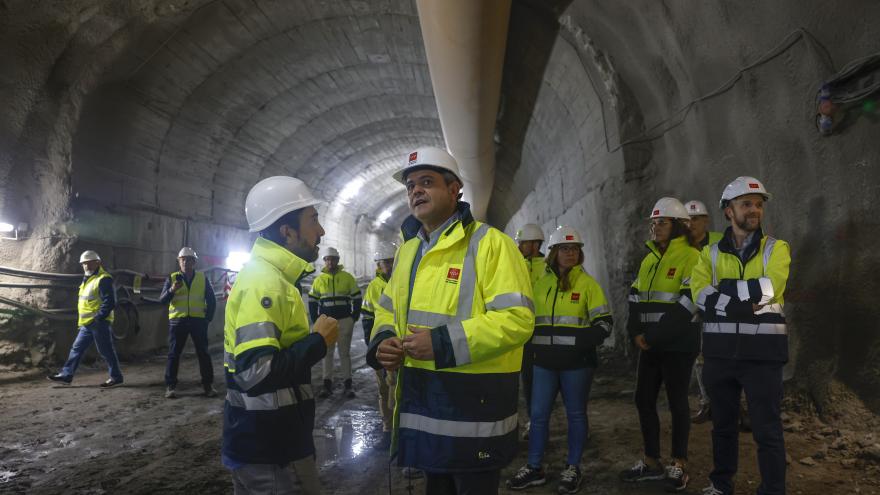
[365,202,535,473]
[628,235,701,353]
[696,231,724,250]
[530,265,612,369]
[222,237,327,464]
[168,271,207,319]
[308,266,362,321]
[78,267,115,326]
[524,255,547,287]
[361,271,389,345]
[691,227,791,362]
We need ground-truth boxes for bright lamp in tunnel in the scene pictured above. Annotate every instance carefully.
[0,222,14,233]
[377,208,392,224]
[338,178,365,203]
[225,251,250,271]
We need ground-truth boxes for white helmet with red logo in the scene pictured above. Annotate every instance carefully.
[514,223,544,242]
[684,200,709,216]
[547,226,584,248]
[649,197,690,220]
[392,146,462,185]
[720,176,771,208]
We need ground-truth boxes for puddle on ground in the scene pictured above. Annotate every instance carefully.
[316,408,383,468]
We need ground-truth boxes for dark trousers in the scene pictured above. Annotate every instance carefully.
[635,350,697,461]
[704,358,786,495]
[165,317,213,387]
[424,470,500,495]
[521,349,533,417]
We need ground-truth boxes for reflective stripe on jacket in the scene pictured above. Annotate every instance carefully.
[530,265,612,369]
[366,202,535,473]
[168,271,207,319]
[308,266,361,319]
[691,227,791,362]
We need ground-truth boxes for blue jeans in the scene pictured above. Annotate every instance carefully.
[165,318,213,387]
[527,365,594,467]
[61,320,123,381]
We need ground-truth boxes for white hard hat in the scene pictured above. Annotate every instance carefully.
[684,200,709,217]
[547,226,584,248]
[323,247,340,259]
[245,176,323,233]
[649,197,690,220]
[393,146,462,185]
[178,247,198,259]
[373,243,397,261]
[79,250,101,263]
[720,176,771,207]
[515,223,544,242]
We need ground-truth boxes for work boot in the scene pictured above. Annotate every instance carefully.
[619,459,666,482]
[373,431,391,451]
[165,386,177,399]
[47,373,72,385]
[100,377,123,388]
[318,379,333,398]
[344,378,355,398]
[692,404,711,424]
[506,464,546,490]
[203,384,218,398]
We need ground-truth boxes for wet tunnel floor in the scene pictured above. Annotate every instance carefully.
[0,337,876,494]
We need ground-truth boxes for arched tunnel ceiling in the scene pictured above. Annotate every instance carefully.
[71,0,439,231]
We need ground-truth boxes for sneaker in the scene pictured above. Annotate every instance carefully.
[665,463,689,492]
[701,483,725,495]
[557,465,582,494]
[47,373,72,385]
[401,467,423,479]
[100,378,123,388]
[373,431,391,450]
[619,459,665,482]
[506,464,546,490]
[165,386,177,399]
[203,384,218,398]
[522,420,531,440]
[318,379,332,398]
[692,404,711,424]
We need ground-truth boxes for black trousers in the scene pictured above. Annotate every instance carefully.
[634,350,697,460]
[165,317,213,387]
[704,358,786,495]
[424,470,500,495]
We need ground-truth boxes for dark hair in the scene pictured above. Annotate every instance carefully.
[670,218,690,239]
[259,208,303,244]
[546,245,585,292]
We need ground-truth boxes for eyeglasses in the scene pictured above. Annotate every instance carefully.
[558,245,580,253]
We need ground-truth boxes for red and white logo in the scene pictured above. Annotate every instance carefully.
[571,293,580,302]
[446,267,461,283]
[565,235,574,241]
[653,209,660,216]
[666,267,677,278]
[748,183,760,189]
[408,152,418,164]
[689,204,696,210]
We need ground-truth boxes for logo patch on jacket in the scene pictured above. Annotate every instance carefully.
[666,268,677,279]
[446,267,461,284]
[570,292,580,302]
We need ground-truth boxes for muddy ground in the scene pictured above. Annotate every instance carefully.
[1,337,878,494]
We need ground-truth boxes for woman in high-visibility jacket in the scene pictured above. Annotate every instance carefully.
[506,226,612,495]
[619,198,701,493]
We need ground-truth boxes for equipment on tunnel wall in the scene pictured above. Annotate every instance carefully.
[815,52,880,136]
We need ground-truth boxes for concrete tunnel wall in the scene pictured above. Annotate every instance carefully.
[1,0,879,415]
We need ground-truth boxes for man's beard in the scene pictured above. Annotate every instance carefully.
[735,214,761,232]
[291,239,320,262]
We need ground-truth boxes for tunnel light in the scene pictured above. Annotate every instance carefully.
[377,209,392,224]
[225,251,250,272]
[0,223,13,233]
[339,178,365,203]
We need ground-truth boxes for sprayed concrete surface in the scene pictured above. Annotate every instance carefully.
[1,333,878,494]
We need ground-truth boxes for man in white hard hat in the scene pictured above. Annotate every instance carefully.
[158,247,217,399]
[366,146,534,493]
[309,246,362,399]
[48,251,123,387]
[691,177,791,495]
[222,176,339,494]
[361,243,397,450]
[514,223,546,439]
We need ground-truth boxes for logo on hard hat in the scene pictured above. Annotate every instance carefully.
[408,152,418,164]
[565,235,574,241]
[690,204,696,210]
[748,183,760,189]
[653,209,660,216]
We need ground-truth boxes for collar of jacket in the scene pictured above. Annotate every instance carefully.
[644,235,690,258]
[251,236,315,286]
[718,226,764,262]
[82,266,111,284]
[550,264,584,282]
[400,201,475,242]
[374,269,390,282]
[321,265,345,274]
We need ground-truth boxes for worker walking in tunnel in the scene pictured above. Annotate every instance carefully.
[361,243,397,451]
[507,226,612,494]
[684,199,723,425]
[222,176,339,495]
[620,197,701,492]
[48,250,123,388]
[309,246,362,399]
[514,222,546,439]
[158,247,217,399]
[691,177,791,495]
[366,146,535,494]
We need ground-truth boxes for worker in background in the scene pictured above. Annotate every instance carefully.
[48,251,123,388]
[309,247,362,399]
[684,200,722,424]
[158,247,217,399]
[514,223,546,439]
[366,146,534,494]
[691,177,790,495]
[507,226,612,494]
[361,243,397,451]
[222,176,339,494]
[620,198,701,492]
